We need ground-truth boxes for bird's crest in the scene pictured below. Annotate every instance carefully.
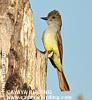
[48,10,61,18]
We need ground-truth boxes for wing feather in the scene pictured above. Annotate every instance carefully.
[56,31,63,64]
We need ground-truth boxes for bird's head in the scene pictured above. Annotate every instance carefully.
[41,10,62,27]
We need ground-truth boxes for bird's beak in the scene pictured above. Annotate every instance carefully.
[41,17,48,20]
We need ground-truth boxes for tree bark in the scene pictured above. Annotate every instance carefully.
[0,0,48,100]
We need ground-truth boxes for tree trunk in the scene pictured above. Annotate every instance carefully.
[0,0,48,100]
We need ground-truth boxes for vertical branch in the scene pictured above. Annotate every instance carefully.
[78,95,84,100]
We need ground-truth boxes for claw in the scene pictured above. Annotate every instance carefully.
[48,50,54,58]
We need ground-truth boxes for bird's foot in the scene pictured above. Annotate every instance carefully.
[47,50,54,58]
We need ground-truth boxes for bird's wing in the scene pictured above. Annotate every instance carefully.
[49,31,63,69]
[56,31,63,64]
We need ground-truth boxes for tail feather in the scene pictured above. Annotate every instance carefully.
[57,69,70,91]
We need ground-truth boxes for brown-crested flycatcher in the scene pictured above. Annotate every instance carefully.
[41,10,70,91]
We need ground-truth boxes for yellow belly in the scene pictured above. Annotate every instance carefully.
[52,54,62,71]
[43,32,62,71]
[44,32,59,54]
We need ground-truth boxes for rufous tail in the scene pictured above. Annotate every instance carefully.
[57,69,70,91]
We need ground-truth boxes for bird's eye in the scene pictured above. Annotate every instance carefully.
[52,16,55,19]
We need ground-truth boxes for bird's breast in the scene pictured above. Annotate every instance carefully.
[43,29,59,55]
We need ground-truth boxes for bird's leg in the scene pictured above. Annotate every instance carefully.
[47,50,54,58]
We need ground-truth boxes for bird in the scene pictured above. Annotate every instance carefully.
[41,10,70,91]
